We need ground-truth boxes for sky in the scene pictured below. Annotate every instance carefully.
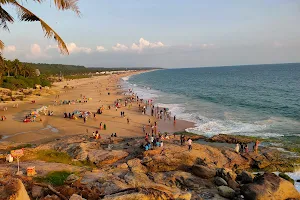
[2,0,300,68]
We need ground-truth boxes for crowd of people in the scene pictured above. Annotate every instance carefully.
[235,139,260,154]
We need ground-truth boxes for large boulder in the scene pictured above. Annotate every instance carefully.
[191,165,216,179]
[88,150,129,166]
[0,88,12,96]
[214,177,228,186]
[127,158,147,173]
[217,186,236,199]
[241,172,300,200]
[124,171,151,188]
[0,178,30,200]
[31,185,44,198]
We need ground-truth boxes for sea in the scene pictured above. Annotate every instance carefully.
[122,63,300,190]
[123,63,300,141]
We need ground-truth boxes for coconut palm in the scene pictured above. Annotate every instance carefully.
[22,63,35,77]
[0,0,80,63]
[4,59,12,76]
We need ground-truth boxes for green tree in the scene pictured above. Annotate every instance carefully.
[0,0,80,63]
[11,59,21,76]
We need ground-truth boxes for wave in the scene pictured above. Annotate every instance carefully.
[123,74,299,140]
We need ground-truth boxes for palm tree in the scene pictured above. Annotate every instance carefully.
[23,64,35,77]
[0,0,80,63]
[11,58,21,76]
[4,59,12,76]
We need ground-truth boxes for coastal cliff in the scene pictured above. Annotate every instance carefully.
[0,135,299,200]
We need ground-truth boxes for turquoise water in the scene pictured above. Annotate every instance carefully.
[123,64,300,145]
[124,64,300,142]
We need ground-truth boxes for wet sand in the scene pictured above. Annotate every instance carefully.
[0,71,194,144]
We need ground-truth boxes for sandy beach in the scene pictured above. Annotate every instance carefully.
[0,71,194,144]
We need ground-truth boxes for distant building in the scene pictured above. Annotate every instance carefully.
[35,69,41,76]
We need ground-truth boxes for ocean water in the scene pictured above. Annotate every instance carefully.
[122,64,300,143]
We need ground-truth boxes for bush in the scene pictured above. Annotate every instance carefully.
[35,171,72,186]
[279,173,294,184]
[1,76,51,89]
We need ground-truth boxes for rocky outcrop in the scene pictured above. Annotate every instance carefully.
[0,178,30,200]
[192,165,216,179]
[88,150,129,166]
[218,186,235,199]
[241,172,300,200]
[207,134,254,144]
[5,135,297,200]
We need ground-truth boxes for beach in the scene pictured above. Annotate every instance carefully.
[0,71,194,144]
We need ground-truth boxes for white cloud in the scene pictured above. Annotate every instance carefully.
[67,43,92,54]
[45,44,59,51]
[273,41,283,48]
[26,43,51,59]
[31,44,42,55]
[4,45,16,53]
[96,46,107,52]
[131,38,164,52]
[112,43,129,51]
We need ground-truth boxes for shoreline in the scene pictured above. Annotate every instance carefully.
[0,69,191,145]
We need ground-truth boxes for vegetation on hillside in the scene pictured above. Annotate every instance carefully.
[0,59,51,90]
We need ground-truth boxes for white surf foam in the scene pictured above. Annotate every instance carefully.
[122,74,296,140]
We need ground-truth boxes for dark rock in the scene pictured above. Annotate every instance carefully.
[214,177,228,186]
[241,172,300,200]
[227,178,240,191]
[207,134,253,144]
[191,165,216,179]
[236,171,254,184]
[218,186,236,199]
[31,186,43,198]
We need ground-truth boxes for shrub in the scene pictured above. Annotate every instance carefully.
[279,173,294,184]
[36,171,72,186]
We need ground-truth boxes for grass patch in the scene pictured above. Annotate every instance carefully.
[35,150,96,168]
[35,171,72,186]
[36,150,72,164]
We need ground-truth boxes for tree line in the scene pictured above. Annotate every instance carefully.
[0,59,50,90]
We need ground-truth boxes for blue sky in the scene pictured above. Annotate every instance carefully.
[2,0,300,68]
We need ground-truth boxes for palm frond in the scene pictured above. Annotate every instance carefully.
[31,0,80,15]
[0,0,12,4]
[14,1,69,55]
[0,40,4,65]
[0,40,4,51]
[53,0,81,16]
[0,5,14,31]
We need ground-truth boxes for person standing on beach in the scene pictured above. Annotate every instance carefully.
[235,143,240,153]
[254,139,260,153]
[187,138,192,151]
[127,117,130,124]
[174,115,176,125]
[180,135,183,145]
[142,126,145,134]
